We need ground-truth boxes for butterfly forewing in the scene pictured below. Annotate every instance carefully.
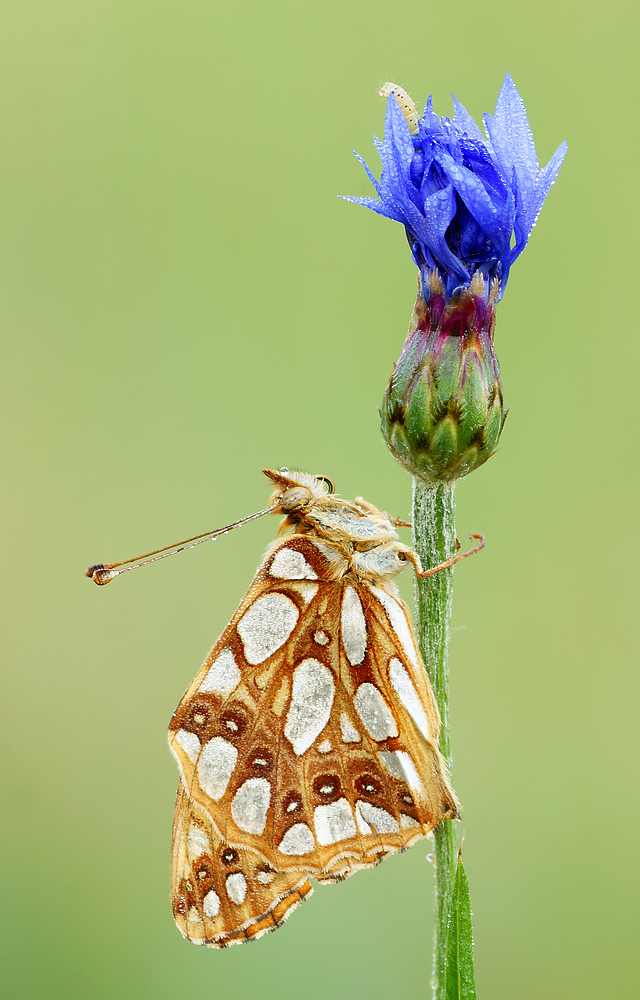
[169,531,457,884]
[360,582,458,822]
[171,783,312,948]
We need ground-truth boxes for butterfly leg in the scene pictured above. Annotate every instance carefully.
[353,496,412,528]
[403,534,485,579]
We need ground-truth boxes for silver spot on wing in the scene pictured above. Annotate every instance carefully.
[356,800,399,834]
[353,683,398,740]
[278,823,315,856]
[199,647,240,696]
[197,737,238,801]
[231,777,271,834]
[341,585,367,665]
[237,593,299,665]
[314,798,357,846]
[389,657,431,740]
[284,659,334,756]
[270,547,318,580]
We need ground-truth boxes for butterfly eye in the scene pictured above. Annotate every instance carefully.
[281,486,313,512]
[316,476,335,495]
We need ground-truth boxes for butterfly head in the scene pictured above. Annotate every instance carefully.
[263,468,335,519]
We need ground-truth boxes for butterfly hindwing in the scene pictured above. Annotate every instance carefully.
[171,783,312,948]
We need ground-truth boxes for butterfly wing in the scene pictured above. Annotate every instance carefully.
[171,783,312,947]
[169,534,456,881]
[255,571,458,880]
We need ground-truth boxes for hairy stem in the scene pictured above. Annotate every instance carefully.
[412,478,457,1000]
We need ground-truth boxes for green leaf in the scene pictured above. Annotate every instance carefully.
[444,849,478,1000]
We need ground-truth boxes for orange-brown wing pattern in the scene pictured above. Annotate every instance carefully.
[168,536,339,861]
[359,581,458,823]
[87,468,468,948]
[169,535,456,884]
[250,571,458,880]
[171,784,312,948]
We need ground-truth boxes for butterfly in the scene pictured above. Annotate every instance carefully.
[87,467,483,948]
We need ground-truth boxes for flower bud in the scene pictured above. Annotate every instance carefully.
[382,272,505,482]
[346,73,566,482]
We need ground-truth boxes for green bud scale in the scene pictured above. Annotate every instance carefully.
[381,271,506,483]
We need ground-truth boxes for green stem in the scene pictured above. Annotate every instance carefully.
[412,478,457,1000]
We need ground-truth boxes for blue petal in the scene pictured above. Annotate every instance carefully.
[422,186,469,285]
[353,150,381,196]
[530,139,568,225]
[434,149,512,248]
[419,95,440,133]
[341,194,405,224]
[381,95,415,189]
[452,95,484,143]
[510,139,568,262]
[484,73,538,211]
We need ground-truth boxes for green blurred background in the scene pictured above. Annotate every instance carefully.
[1,1,638,997]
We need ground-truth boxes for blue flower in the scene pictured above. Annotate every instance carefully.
[348,73,567,301]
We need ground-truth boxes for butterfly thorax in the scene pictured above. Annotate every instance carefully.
[265,469,411,585]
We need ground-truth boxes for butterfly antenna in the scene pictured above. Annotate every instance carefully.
[85,504,278,586]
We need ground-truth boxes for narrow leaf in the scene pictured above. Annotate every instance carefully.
[444,848,477,1000]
